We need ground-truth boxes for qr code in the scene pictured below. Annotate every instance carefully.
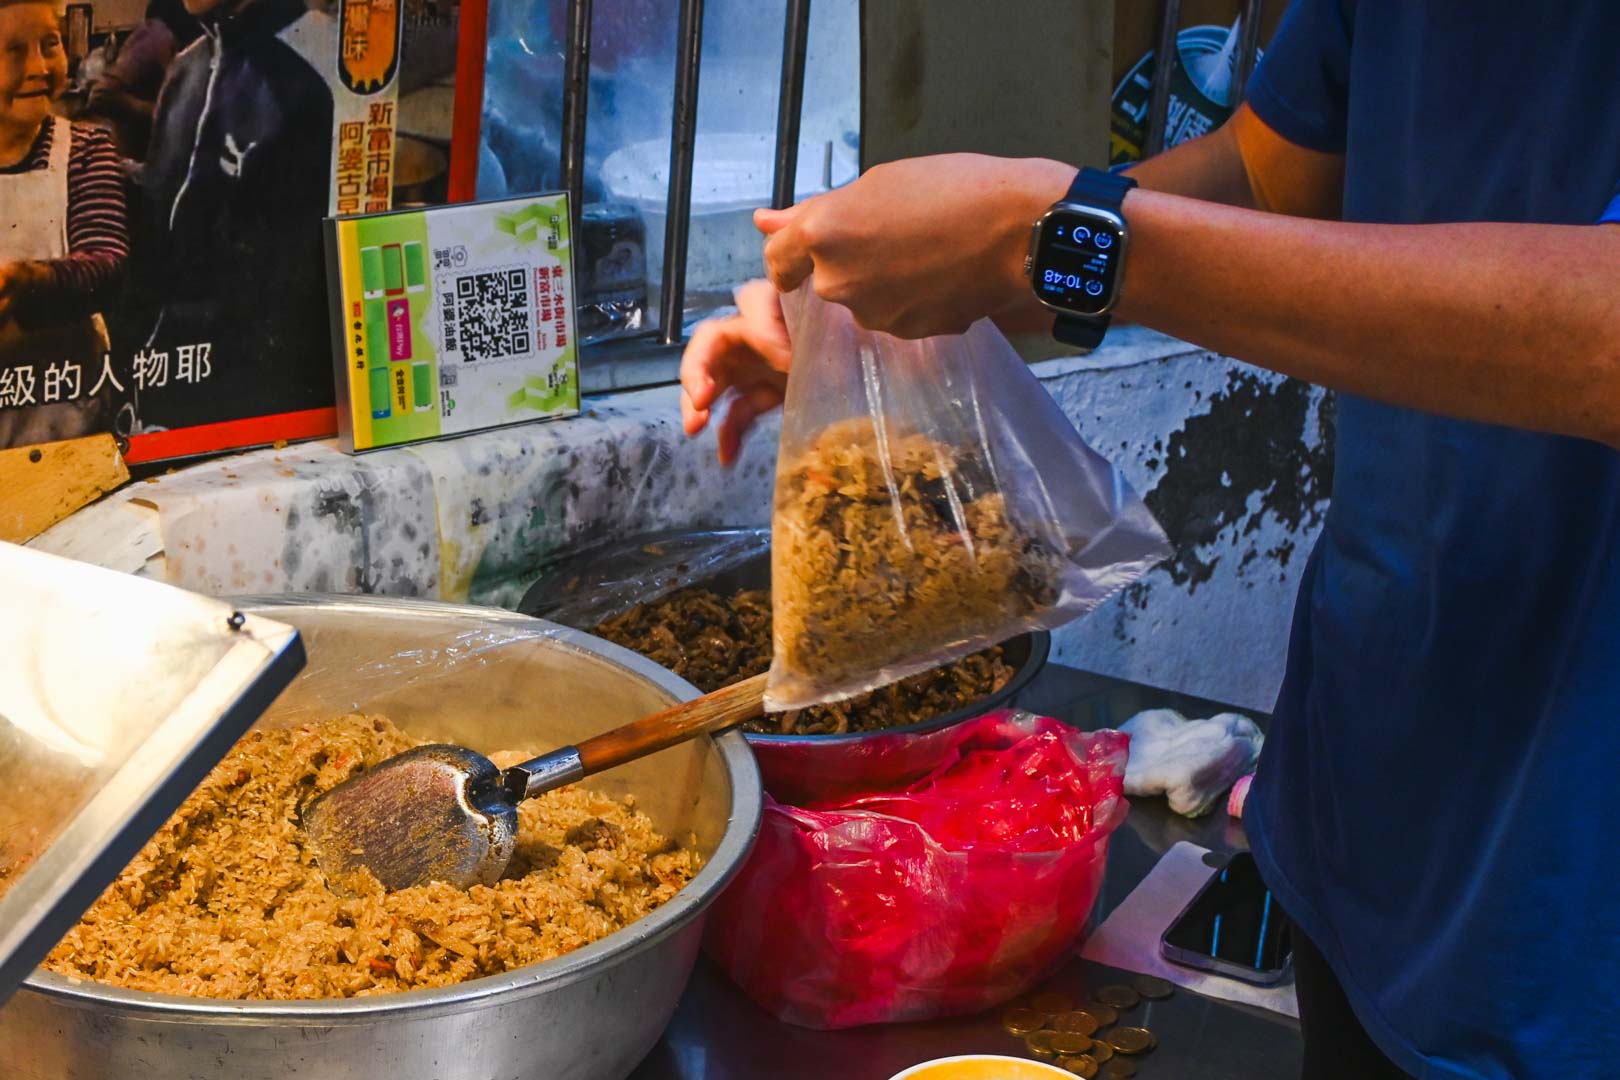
[441,267,533,363]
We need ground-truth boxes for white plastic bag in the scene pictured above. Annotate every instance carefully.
[766,282,1172,711]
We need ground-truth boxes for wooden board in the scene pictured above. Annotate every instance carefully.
[861,0,1115,170]
[0,434,129,544]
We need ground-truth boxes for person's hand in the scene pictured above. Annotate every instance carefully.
[680,278,792,465]
[757,153,1077,339]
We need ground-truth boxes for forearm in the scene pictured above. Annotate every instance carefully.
[1121,122,1258,208]
[8,252,125,328]
[23,123,133,324]
[993,124,1260,334]
[1118,190,1620,446]
[761,144,1619,446]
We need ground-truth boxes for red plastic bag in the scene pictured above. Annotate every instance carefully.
[704,712,1129,1029]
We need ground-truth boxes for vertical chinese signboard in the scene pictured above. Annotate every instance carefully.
[324,193,579,452]
[337,0,400,217]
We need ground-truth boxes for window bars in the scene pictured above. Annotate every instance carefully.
[1145,0,1264,157]
[559,0,592,214]
[772,0,813,211]
[572,0,813,381]
[576,0,1262,388]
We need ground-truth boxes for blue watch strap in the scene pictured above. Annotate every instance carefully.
[1053,167,1138,348]
[1065,166,1137,209]
[1053,314,1108,349]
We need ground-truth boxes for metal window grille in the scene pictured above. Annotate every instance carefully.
[577,0,814,394]
[578,0,1262,394]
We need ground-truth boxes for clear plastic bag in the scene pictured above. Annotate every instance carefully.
[766,283,1171,711]
[703,711,1130,1029]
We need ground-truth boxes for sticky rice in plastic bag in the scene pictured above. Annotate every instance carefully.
[766,282,1171,710]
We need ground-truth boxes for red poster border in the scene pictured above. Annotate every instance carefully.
[124,408,337,464]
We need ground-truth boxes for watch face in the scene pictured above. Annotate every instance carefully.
[1030,207,1125,316]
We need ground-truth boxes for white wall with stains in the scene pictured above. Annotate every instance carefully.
[1035,327,1333,713]
[32,326,1330,715]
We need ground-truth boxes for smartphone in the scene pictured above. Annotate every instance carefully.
[1159,850,1292,985]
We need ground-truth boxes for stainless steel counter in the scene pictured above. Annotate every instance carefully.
[633,664,1305,1080]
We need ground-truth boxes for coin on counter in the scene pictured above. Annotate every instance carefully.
[1131,974,1175,1000]
[1101,1059,1138,1078]
[1088,1041,1114,1064]
[1105,1026,1157,1055]
[1003,1007,1048,1036]
[1053,1011,1100,1036]
[1025,1030,1059,1058]
[1084,1003,1119,1026]
[1050,1032,1093,1056]
[1095,985,1141,1010]
[1031,991,1075,1016]
[1058,1054,1100,1078]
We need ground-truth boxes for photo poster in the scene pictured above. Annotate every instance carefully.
[0,0,402,462]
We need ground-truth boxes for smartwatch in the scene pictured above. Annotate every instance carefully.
[1025,167,1137,349]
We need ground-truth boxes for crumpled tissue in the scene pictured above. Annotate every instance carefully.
[1119,709,1263,817]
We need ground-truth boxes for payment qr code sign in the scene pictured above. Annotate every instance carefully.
[329,192,578,452]
[443,267,534,364]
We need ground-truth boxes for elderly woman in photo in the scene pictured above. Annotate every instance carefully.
[0,0,129,449]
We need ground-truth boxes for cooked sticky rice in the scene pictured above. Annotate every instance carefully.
[43,715,697,999]
[770,417,1064,707]
[593,586,1014,735]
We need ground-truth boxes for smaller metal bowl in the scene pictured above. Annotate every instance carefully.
[745,634,1049,803]
[521,529,1052,801]
[745,629,1050,804]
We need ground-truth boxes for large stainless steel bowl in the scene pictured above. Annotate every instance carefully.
[0,595,762,1080]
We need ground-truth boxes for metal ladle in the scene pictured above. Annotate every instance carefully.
[303,673,766,891]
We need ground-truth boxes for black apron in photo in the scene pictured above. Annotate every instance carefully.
[0,116,127,449]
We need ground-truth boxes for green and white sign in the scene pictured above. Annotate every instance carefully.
[326,193,580,451]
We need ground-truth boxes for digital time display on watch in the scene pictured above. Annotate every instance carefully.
[1030,208,1126,317]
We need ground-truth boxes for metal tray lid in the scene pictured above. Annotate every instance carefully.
[0,543,304,1005]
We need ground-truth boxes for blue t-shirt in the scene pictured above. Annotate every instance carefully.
[1243,3,1620,1078]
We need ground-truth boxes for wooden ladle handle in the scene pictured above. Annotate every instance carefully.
[574,672,769,775]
